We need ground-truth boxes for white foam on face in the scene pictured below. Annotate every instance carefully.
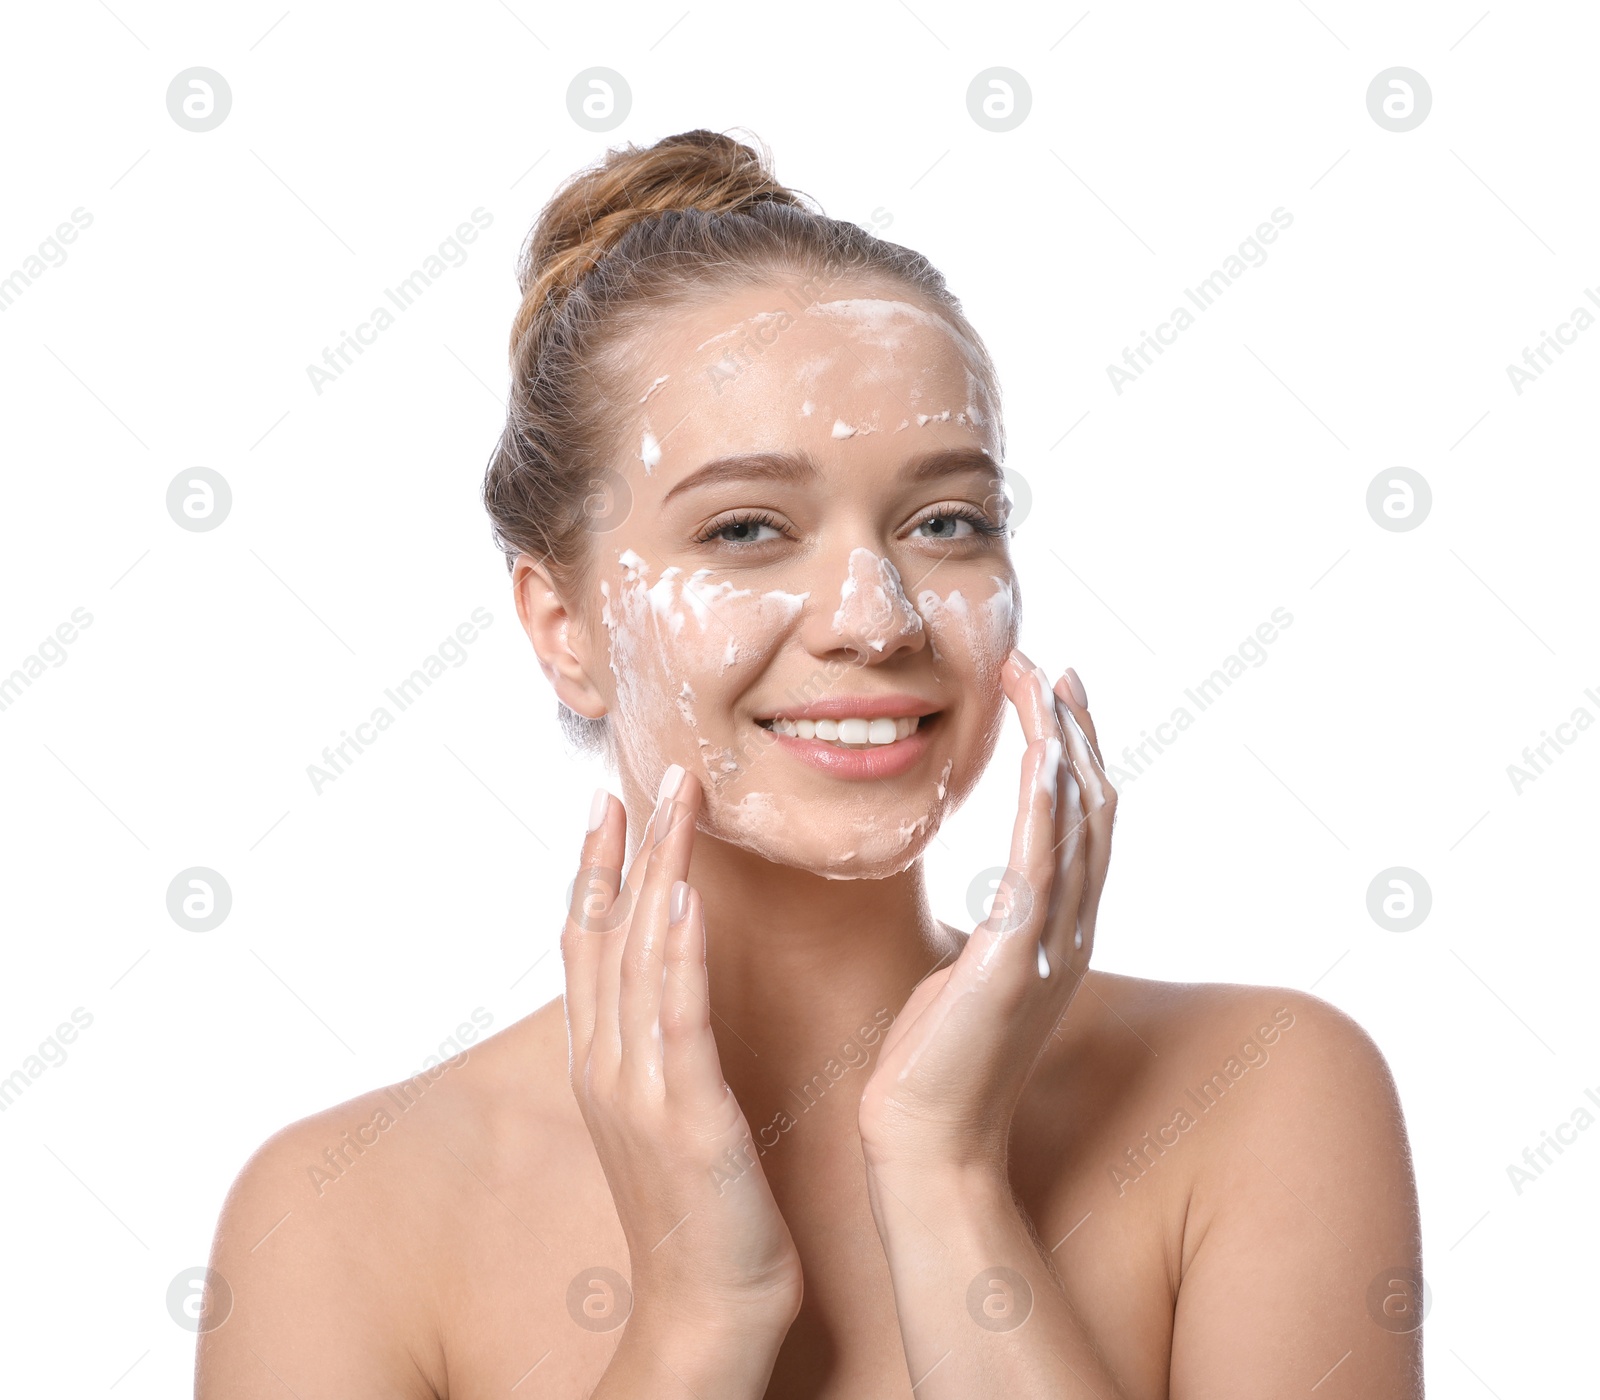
[831,547,925,654]
[699,737,743,775]
[693,310,793,354]
[804,297,953,352]
[599,548,812,817]
[639,374,670,403]
[964,367,987,424]
[832,416,878,438]
[980,576,1016,671]
[916,576,1016,694]
[721,789,781,842]
[792,352,841,386]
[587,295,1012,882]
[596,545,947,879]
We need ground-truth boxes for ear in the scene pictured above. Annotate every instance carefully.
[511,553,608,720]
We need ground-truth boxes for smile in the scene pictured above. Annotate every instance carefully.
[756,714,925,748]
[752,701,943,780]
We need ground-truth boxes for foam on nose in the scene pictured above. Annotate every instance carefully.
[831,546,925,653]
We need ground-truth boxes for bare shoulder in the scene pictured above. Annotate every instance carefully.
[1053,970,1423,1394]
[1061,970,1414,1202]
[1062,968,1399,1086]
[198,997,588,1399]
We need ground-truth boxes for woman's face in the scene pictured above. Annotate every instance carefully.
[582,278,1020,880]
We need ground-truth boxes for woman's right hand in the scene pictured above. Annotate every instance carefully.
[563,763,804,1354]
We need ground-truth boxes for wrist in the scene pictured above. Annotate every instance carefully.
[864,1155,1015,1223]
[627,1281,801,1345]
[617,1294,797,1397]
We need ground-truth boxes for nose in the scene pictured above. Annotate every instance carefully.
[810,545,927,665]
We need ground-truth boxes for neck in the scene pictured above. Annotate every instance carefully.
[678,830,959,1144]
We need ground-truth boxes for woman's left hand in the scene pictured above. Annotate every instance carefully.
[857,647,1117,1177]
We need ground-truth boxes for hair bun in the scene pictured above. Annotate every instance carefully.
[511,128,811,358]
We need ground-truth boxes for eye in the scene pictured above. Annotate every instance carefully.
[909,505,1007,542]
[915,512,972,540]
[693,510,788,547]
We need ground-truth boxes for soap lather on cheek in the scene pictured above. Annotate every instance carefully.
[599,547,810,797]
[915,575,1015,676]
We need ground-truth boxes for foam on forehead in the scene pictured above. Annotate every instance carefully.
[803,296,977,355]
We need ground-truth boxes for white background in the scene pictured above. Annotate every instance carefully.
[1,0,1596,1392]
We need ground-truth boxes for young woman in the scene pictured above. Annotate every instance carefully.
[199,129,1423,1399]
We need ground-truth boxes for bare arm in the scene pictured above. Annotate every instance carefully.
[1166,990,1424,1398]
[196,1108,440,1399]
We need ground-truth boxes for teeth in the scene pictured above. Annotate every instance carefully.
[763,714,924,747]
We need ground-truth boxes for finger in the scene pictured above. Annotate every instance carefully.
[976,654,1063,984]
[619,767,699,1090]
[1053,676,1116,948]
[1061,666,1104,770]
[563,787,622,1073]
[660,880,728,1115]
[1053,672,1115,841]
[1042,688,1092,968]
[597,763,681,1077]
[617,759,687,901]
[1009,648,1066,747]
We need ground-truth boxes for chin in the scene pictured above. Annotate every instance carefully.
[705,790,947,881]
[710,825,934,883]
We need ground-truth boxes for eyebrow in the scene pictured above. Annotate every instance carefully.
[659,446,1001,507]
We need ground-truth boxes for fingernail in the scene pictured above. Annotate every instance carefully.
[1064,667,1088,708]
[587,787,609,832]
[670,879,689,924]
[657,762,685,803]
[1010,646,1035,675]
[654,800,680,846]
